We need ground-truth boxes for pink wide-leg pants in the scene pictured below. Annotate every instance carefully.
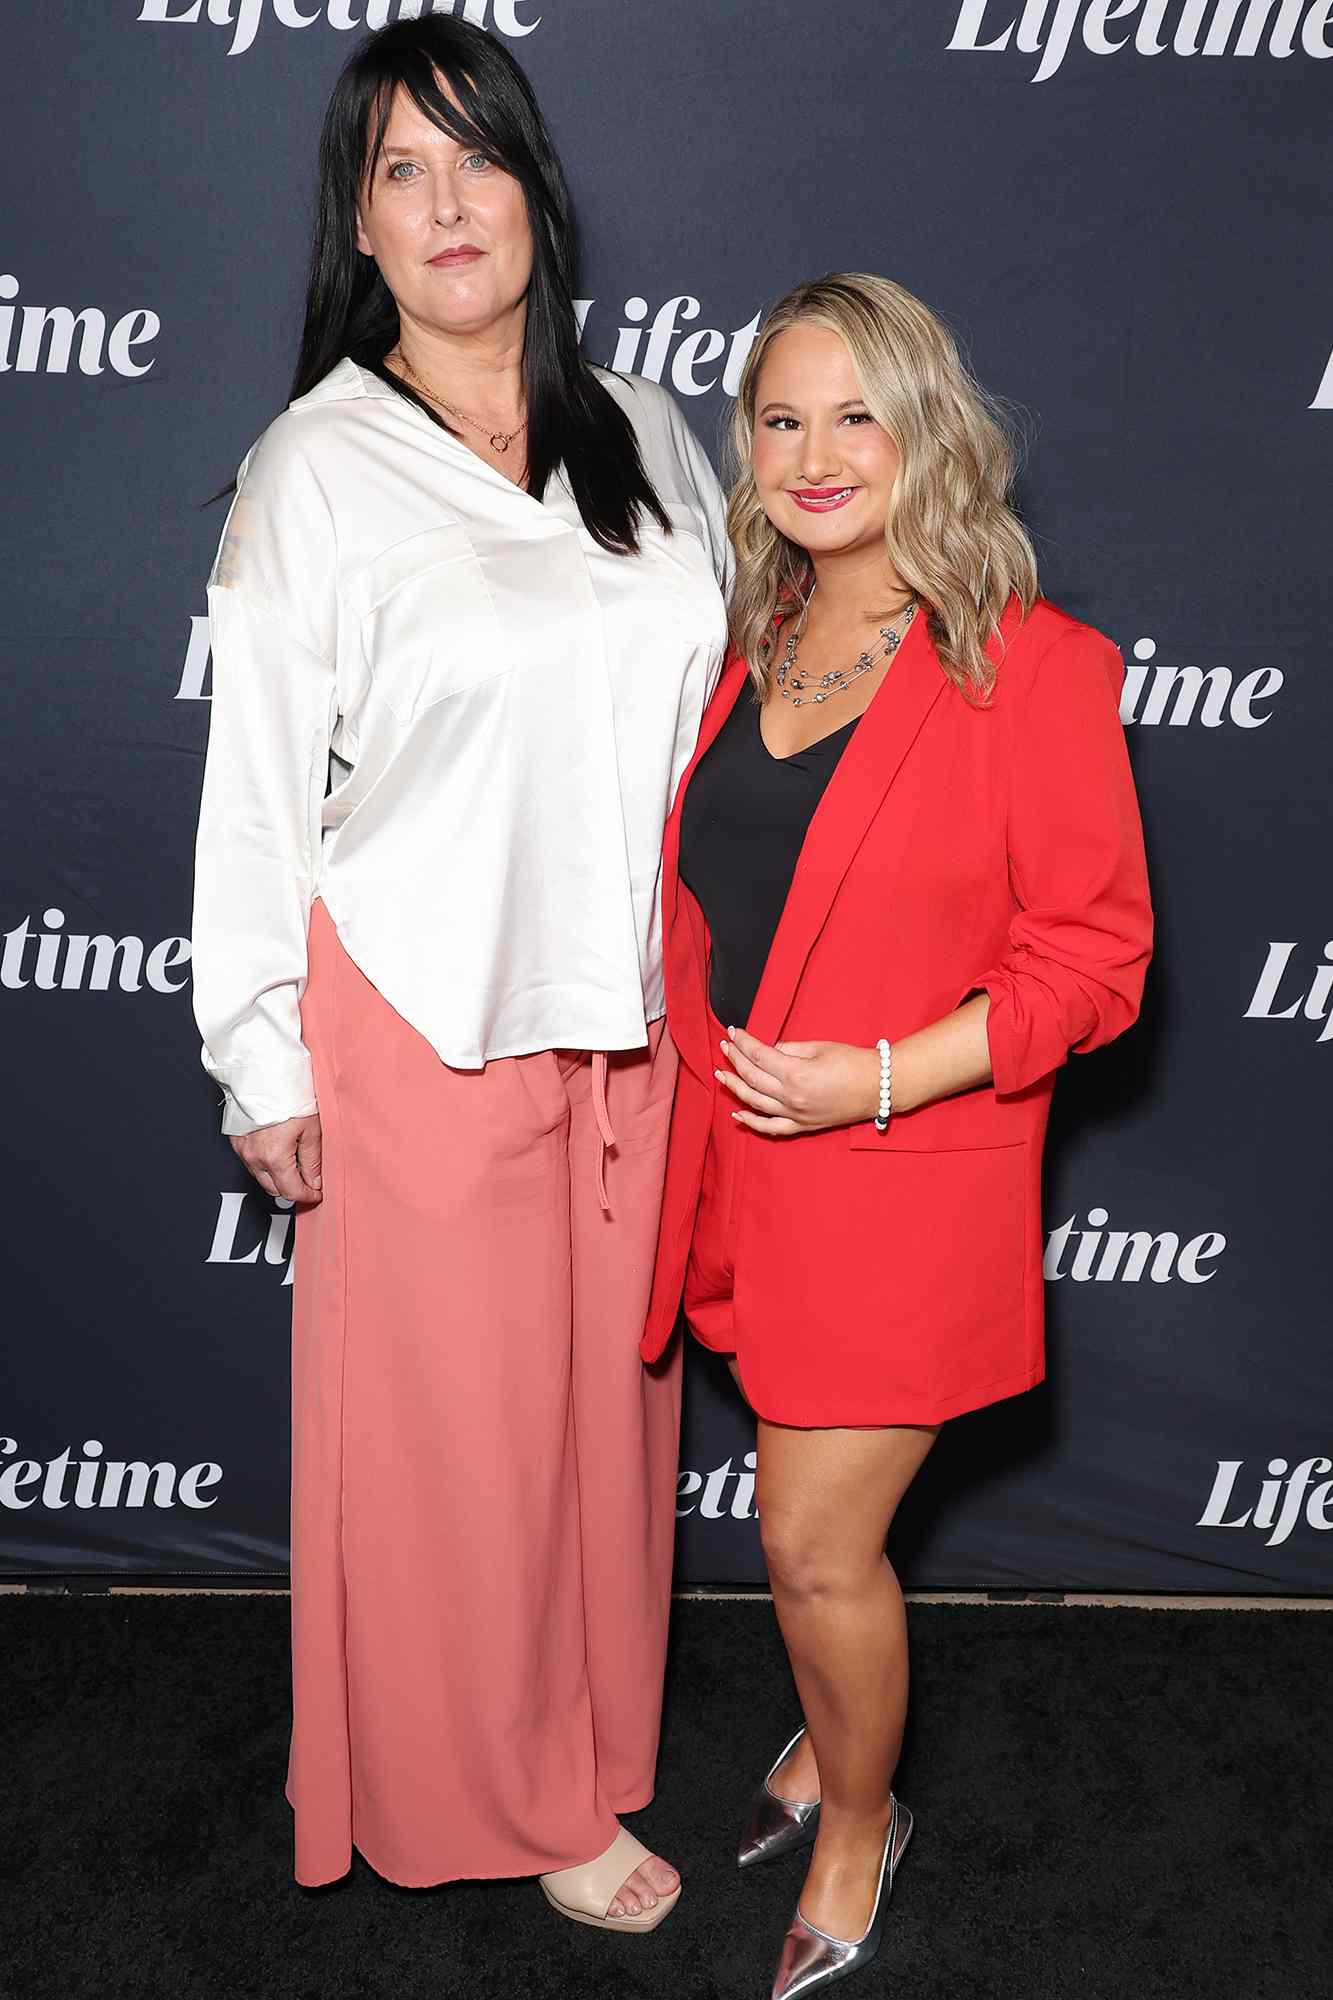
[287,899,682,1887]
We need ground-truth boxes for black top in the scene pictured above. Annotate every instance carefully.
[678,689,859,1030]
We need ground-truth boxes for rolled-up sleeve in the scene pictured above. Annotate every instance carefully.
[974,627,1153,1098]
[191,428,338,1136]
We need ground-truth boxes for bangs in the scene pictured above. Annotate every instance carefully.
[363,53,515,191]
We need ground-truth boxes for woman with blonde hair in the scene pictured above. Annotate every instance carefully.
[641,273,1152,1996]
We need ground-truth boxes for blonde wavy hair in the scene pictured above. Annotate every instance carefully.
[728,273,1038,699]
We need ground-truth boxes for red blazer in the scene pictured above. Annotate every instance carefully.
[640,597,1154,1426]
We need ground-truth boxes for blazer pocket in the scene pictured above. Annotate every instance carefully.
[352,524,512,723]
[847,1125,1025,1154]
[842,1139,1028,1371]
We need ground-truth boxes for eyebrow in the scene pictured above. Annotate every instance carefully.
[758,397,868,416]
[380,140,471,156]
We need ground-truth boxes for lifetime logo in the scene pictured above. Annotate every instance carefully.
[0,1438,222,1511]
[1197,1456,1332,1548]
[948,0,1333,83]
[1119,637,1283,728]
[177,617,213,701]
[0,275,159,378]
[677,1452,757,1522]
[576,295,762,400]
[1044,1209,1226,1282]
[1245,942,1333,1042]
[0,911,191,993]
[1311,345,1333,409]
[209,1190,297,1286]
[136,0,540,58]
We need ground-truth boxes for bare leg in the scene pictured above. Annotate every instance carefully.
[756,1418,938,1941]
[725,1355,823,1802]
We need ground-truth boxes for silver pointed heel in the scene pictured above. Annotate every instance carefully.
[769,1795,913,2000]
[738,1725,821,1869]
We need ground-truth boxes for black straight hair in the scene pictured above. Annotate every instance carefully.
[291,15,670,553]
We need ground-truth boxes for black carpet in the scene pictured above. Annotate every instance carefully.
[4,1596,1330,2000]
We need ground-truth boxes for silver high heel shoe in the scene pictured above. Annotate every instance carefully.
[738,1726,821,1869]
[769,1794,914,2000]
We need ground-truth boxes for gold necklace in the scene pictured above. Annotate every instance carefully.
[395,349,527,454]
[776,588,918,709]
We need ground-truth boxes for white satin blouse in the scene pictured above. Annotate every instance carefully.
[191,358,730,1135]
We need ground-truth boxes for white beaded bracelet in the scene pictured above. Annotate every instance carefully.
[874,1038,893,1133]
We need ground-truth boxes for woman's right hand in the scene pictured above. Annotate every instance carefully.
[231,1114,323,1205]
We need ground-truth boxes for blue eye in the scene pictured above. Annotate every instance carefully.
[387,160,417,181]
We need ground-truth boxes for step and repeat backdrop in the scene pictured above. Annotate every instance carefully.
[2,1,1330,1589]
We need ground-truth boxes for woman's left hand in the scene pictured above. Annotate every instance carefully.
[716,1025,880,1137]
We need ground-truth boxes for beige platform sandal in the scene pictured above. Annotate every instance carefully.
[539,1825,681,1933]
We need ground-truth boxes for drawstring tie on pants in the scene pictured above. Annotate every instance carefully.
[591,1050,616,1213]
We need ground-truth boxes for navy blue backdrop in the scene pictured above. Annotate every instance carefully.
[2,0,1330,1589]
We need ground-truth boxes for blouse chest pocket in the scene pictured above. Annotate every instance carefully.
[349,524,512,724]
[649,501,712,576]
[637,501,727,639]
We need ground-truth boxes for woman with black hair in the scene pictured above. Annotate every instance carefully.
[190,18,728,1928]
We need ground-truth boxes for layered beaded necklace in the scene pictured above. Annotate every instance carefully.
[775,585,918,709]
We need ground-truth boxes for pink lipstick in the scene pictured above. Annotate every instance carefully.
[789,486,857,512]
